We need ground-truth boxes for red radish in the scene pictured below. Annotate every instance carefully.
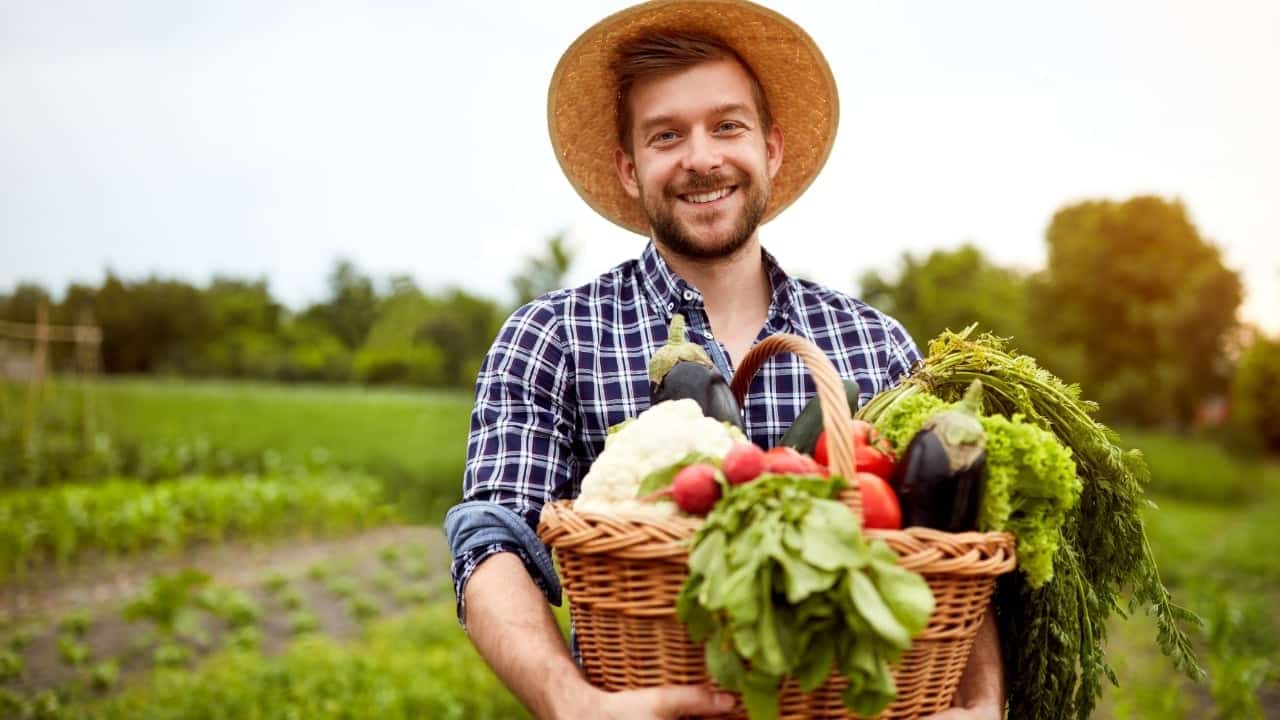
[723,443,767,485]
[763,446,827,476]
[671,463,722,515]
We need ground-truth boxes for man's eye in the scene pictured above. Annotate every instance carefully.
[718,121,743,132]
[654,131,679,143]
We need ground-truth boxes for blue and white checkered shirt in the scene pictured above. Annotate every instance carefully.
[444,241,920,626]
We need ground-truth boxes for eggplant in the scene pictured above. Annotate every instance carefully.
[891,380,986,531]
[648,313,744,430]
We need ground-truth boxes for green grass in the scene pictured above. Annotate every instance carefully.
[1118,426,1267,505]
[90,378,474,522]
[1098,434,1280,718]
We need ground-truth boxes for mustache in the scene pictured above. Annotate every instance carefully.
[670,171,744,195]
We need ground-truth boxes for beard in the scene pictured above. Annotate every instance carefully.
[641,169,768,261]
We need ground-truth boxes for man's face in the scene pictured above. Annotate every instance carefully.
[614,59,783,260]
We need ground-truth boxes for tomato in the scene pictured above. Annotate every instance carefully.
[763,446,827,476]
[854,472,902,530]
[814,420,897,479]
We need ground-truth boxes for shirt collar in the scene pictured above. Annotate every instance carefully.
[637,241,797,330]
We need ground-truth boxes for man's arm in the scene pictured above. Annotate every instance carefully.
[464,552,736,720]
[922,607,1005,720]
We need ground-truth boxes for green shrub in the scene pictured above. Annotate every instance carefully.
[0,648,23,681]
[88,660,120,691]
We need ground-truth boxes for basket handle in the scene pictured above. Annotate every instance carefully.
[729,334,860,508]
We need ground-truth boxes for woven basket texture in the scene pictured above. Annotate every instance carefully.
[537,334,1016,719]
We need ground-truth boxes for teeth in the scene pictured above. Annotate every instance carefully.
[684,187,732,204]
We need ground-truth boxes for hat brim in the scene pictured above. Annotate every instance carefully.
[548,0,839,236]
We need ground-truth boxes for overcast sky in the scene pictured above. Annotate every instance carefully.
[3,0,1278,332]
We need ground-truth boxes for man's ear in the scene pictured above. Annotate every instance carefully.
[765,124,784,181]
[614,147,641,199]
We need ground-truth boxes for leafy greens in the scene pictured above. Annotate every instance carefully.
[677,475,934,719]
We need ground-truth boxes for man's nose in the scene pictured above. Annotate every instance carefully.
[679,129,722,175]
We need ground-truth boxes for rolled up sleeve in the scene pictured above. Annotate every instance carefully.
[444,299,578,627]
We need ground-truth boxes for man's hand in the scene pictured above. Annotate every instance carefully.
[588,685,737,719]
[921,607,1004,720]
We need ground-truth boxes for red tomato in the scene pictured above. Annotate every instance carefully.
[855,472,902,530]
[814,421,897,479]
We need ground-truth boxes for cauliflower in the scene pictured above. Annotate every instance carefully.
[575,399,745,517]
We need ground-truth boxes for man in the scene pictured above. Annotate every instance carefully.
[445,2,1003,718]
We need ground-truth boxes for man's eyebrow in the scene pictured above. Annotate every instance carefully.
[637,104,757,136]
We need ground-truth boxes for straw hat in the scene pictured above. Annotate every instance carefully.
[548,0,839,236]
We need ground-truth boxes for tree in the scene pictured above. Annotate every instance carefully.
[512,232,575,306]
[1231,332,1280,453]
[0,283,53,323]
[303,260,379,350]
[92,274,214,374]
[858,244,1037,351]
[1030,196,1242,427]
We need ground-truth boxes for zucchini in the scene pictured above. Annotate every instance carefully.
[777,379,861,453]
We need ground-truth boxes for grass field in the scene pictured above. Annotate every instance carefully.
[92,378,474,522]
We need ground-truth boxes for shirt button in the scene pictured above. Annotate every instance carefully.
[706,331,714,339]
[666,302,674,311]
[683,290,694,301]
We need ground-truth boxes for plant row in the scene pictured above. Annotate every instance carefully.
[1,600,526,720]
[0,472,395,581]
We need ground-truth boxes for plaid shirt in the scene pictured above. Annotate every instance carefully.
[445,241,920,625]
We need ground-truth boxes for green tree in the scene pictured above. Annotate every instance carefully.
[0,283,53,323]
[92,274,214,374]
[1231,332,1280,452]
[354,285,501,388]
[858,244,1036,351]
[512,232,575,306]
[304,260,379,350]
[199,278,285,377]
[1031,196,1242,427]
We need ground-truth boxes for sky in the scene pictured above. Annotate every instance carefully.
[2,0,1278,332]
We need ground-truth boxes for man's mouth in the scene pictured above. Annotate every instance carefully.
[678,186,737,205]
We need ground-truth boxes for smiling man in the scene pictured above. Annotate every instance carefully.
[444,2,1003,718]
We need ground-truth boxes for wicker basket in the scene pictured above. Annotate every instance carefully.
[537,334,1016,719]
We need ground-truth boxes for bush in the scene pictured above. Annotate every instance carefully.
[353,346,447,386]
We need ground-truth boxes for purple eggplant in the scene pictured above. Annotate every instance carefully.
[891,381,986,531]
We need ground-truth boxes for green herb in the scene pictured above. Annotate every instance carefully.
[858,326,1204,719]
[677,475,933,719]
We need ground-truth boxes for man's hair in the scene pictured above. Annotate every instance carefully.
[611,31,774,155]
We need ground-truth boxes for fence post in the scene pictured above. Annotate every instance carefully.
[75,310,101,451]
[22,302,51,458]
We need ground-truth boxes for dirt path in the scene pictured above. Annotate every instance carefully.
[1,526,447,622]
